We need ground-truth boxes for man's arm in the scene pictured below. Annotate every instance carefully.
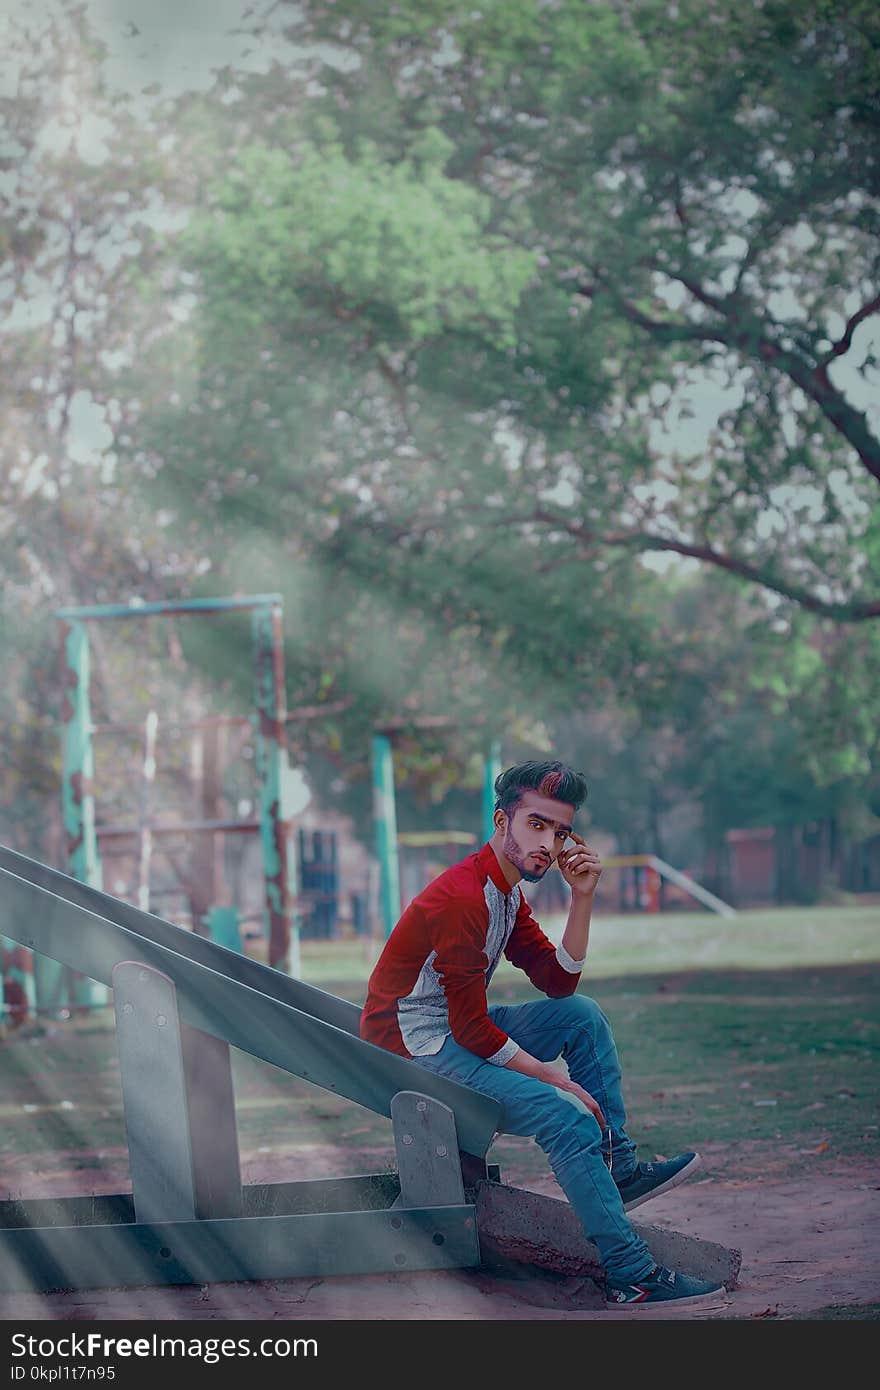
[504,835,607,1125]
[558,833,602,963]
[504,833,603,994]
[503,1045,606,1127]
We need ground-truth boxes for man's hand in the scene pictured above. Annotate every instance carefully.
[558,831,602,898]
[505,1050,606,1127]
[547,1068,607,1128]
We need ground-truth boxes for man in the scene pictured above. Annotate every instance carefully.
[361,759,725,1308]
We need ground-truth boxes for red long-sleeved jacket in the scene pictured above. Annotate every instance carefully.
[360,840,584,1064]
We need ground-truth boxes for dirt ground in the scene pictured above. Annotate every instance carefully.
[1,1143,878,1322]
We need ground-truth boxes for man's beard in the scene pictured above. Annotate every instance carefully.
[503,826,549,883]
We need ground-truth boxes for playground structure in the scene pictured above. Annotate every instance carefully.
[0,844,741,1298]
[1,620,504,1024]
[370,725,502,940]
[0,598,735,1030]
[589,855,736,918]
[370,729,735,932]
[1,594,313,1026]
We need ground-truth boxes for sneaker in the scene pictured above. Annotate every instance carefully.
[614,1151,702,1211]
[605,1264,725,1308]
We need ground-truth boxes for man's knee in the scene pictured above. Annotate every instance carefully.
[555,992,607,1033]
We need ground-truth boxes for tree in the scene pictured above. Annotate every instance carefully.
[178,0,879,621]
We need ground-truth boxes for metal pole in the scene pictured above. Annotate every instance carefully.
[251,601,299,977]
[482,739,502,844]
[56,594,282,621]
[53,619,108,1012]
[371,733,401,939]
[190,719,227,932]
[135,711,158,912]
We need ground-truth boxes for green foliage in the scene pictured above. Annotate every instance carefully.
[276,0,880,616]
[186,133,535,347]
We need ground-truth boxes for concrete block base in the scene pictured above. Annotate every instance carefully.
[474,1181,742,1289]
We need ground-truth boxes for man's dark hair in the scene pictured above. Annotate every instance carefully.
[494,760,588,816]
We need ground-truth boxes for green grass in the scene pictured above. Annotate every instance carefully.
[499,902,880,980]
[489,960,879,1180]
[298,903,880,988]
[1,905,878,1186]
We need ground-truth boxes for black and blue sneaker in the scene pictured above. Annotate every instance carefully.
[614,1151,702,1211]
[605,1264,725,1308]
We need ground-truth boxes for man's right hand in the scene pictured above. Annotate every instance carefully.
[505,1047,607,1128]
[543,1067,607,1128]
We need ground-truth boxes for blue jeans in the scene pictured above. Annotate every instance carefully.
[413,994,655,1282]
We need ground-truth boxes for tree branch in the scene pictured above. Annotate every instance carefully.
[485,508,880,622]
[588,273,880,485]
[600,530,880,621]
[749,332,880,485]
[818,294,880,367]
[673,272,726,315]
[578,281,713,344]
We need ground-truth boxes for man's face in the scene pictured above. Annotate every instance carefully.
[498,790,575,883]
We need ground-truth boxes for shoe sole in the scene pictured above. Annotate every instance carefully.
[621,1151,703,1211]
[604,1284,727,1310]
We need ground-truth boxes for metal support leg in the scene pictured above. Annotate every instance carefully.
[180,1022,243,1218]
[391,1090,466,1208]
[112,962,242,1224]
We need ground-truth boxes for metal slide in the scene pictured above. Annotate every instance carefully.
[0,843,501,1159]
